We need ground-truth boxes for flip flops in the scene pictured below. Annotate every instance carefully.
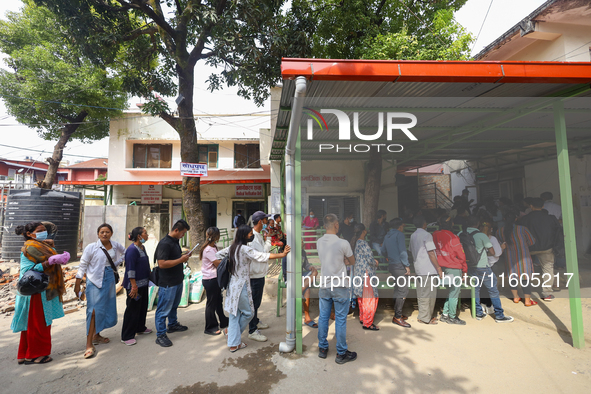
[229,343,247,353]
[24,356,53,364]
[84,346,96,359]
[304,320,318,328]
[525,300,538,307]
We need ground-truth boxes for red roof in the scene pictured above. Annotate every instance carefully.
[65,158,108,169]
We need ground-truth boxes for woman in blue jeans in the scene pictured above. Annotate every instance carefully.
[215,225,290,352]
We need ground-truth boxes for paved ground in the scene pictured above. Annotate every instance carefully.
[0,286,590,394]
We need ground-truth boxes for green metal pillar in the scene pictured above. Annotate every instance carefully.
[553,101,585,349]
[295,130,303,354]
[280,158,285,220]
[109,185,113,205]
[103,185,107,205]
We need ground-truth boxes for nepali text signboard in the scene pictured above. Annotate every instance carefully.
[235,184,263,198]
[301,174,348,187]
[180,162,208,177]
[141,185,162,204]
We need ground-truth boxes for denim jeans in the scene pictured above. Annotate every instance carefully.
[469,267,505,319]
[318,287,349,355]
[155,283,183,337]
[249,277,265,334]
[442,268,462,318]
[388,265,410,319]
[227,283,253,347]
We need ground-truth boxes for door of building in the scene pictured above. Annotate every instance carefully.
[232,201,265,227]
[308,196,360,226]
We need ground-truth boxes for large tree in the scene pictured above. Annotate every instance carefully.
[0,1,129,188]
[34,0,308,247]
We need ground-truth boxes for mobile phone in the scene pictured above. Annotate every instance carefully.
[186,243,200,255]
[134,293,142,301]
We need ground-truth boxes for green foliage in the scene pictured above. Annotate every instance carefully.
[291,0,469,60]
[95,173,107,181]
[0,1,129,142]
[361,10,473,60]
[33,0,310,107]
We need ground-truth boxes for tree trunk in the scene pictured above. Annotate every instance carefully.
[362,148,382,227]
[38,111,88,189]
[174,66,205,251]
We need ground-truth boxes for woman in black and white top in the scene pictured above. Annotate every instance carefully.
[74,223,125,359]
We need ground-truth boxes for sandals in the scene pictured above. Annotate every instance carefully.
[525,300,538,307]
[92,335,110,345]
[229,342,247,353]
[17,359,25,365]
[24,356,53,364]
[362,324,379,331]
[513,297,521,304]
[304,320,318,328]
[204,330,222,336]
[84,346,96,359]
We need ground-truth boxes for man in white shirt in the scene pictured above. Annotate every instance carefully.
[317,214,357,365]
[247,211,272,342]
[410,215,443,325]
[541,192,562,221]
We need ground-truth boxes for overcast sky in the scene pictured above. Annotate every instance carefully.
[0,0,548,163]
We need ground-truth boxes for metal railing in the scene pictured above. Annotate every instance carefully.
[418,182,453,211]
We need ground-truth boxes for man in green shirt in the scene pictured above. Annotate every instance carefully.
[458,216,514,323]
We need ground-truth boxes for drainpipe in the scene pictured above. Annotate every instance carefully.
[279,76,307,353]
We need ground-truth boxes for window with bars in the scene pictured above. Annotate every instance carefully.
[234,144,260,168]
[133,144,172,168]
[198,144,218,169]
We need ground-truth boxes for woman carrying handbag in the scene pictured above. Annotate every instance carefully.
[11,222,69,365]
[74,223,125,359]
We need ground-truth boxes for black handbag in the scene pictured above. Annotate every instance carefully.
[17,269,49,296]
[216,256,230,290]
[150,265,160,286]
[100,247,120,283]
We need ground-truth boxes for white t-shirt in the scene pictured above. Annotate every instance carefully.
[487,235,503,266]
[410,228,437,276]
[317,233,353,289]
[543,200,562,220]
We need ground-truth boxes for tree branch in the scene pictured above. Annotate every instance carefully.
[160,111,180,129]
[188,0,227,67]
[122,24,158,41]
[119,0,178,43]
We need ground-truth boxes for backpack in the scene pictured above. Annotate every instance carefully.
[216,255,230,290]
[459,230,484,267]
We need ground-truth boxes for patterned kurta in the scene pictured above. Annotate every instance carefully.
[351,240,379,298]
[215,245,270,316]
[303,216,319,250]
[496,224,536,277]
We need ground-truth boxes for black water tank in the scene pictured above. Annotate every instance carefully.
[2,189,81,262]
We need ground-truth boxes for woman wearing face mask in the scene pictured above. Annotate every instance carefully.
[120,227,152,345]
[11,222,69,365]
[303,210,319,250]
[74,223,125,358]
[214,225,290,352]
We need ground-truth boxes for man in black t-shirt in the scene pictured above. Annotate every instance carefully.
[337,213,355,243]
[154,219,192,347]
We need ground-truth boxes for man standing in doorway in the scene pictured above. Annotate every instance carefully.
[369,210,387,261]
[410,215,443,325]
[247,211,272,342]
[317,214,357,365]
[519,197,561,301]
[154,220,192,347]
[233,210,246,228]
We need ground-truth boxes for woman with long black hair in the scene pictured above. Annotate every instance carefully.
[496,212,537,306]
[200,227,228,336]
[349,223,380,331]
[120,227,152,346]
[214,225,290,352]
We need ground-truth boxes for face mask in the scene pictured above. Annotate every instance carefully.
[140,238,146,244]
[349,219,354,223]
[310,214,315,218]
[35,231,48,241]
[248,235,255,242]
[263,224,268,230]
